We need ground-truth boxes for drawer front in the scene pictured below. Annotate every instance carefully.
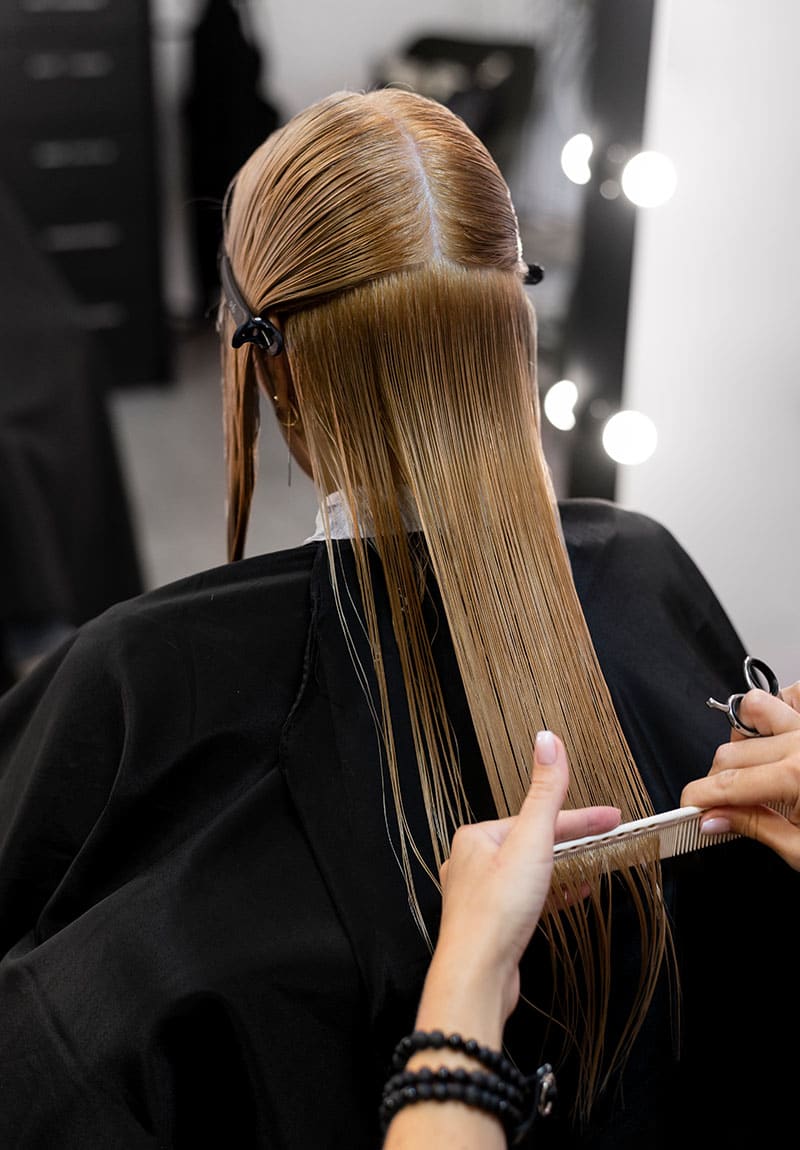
[0,0,142,35]
[13,205,168,383]
[2,127,163,224]
[44,228,161,303]
[0,33,154,130]
[44,242,168,386]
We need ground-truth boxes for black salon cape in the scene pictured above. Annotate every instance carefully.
[0,500,796,1149]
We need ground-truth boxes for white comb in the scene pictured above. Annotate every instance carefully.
[553,802,788,871]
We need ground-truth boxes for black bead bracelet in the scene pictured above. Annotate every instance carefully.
[382,1030,557,1145]
[384,1064,526,1109]
[390,1029,527,1092]
[379,1066,524,1136]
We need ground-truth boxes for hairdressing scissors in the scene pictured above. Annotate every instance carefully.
[706,655,781,737]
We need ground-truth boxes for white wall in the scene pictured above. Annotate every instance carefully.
[242,0,545,118]
[619,0,799,686]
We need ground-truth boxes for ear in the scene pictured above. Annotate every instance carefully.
[252,316,293,409]
[250,317,316,485]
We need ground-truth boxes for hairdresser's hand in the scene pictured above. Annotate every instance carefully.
[681,680,800,870]
[413,732,621,1049]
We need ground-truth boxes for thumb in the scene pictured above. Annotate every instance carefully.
[504,730,569,863]
[528,729,570,811]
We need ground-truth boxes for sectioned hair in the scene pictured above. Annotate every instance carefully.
[219,88,674,1122]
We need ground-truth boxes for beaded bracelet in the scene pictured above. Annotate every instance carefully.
[383,1030,557,1145]
[379,1066,523,1137]
[384,1065,526,1110]
[390,1029,527,1092]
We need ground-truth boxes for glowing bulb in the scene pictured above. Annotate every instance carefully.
[560,133,593,185]
[602,410,658,464]
[621,150,677,207]
[544,379,578,431]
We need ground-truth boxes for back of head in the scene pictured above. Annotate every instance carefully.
[223,87,524,305]
[220,88,670,1123]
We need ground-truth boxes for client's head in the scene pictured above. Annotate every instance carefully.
[219,87,540,560]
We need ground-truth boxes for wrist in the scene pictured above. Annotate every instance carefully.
[414,957,509,1050]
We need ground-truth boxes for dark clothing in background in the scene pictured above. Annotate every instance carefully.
[0,182,144,688]
[0,500,796,1147]
[183,0,281,320]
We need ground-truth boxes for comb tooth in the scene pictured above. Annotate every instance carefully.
[682,815,695,853]
[677,813,695,855]
[658,819,676,858]
[686,813,701,852]
[662,811,732,859]
[659,813,691,859]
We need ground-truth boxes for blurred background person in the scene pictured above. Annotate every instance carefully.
[182,0,282,326]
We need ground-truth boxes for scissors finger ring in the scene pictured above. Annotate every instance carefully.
[706,655,781,737]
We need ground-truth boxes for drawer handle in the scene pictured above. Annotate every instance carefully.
[32,138,119,169]
[25,51,114,80]
[39,220,122,252]
[22,0,110,12]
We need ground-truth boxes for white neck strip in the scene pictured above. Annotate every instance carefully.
[304,488,421,543]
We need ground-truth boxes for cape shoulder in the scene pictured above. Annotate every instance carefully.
[0,543,321,953]
[559,497,738,633]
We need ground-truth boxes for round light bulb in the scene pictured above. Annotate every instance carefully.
[602,410,658,464]
[620,150,677,207]
[544,379,578,431]
[560,133,593,186]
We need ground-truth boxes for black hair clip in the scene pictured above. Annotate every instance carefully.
[523,262,545,285]
[219,251,284,356]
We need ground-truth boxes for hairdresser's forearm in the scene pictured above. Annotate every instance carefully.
[413,948,507,1049]
[382,1095,505,1149]
[382,956,509,1149]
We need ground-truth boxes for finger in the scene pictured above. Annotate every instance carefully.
[450,797,622,850]
[698,804,800,871]
[555,805,622,843]
[502,731,568,867]
[780,680,800,714]
[681,760,800,814]
[527,730,570,812]
[709,729,800,772]
[734,689,800,737]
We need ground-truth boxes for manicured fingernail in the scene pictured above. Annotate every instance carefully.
[535,729,557,764]
[700,816,732,835]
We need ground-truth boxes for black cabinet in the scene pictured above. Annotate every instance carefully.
[0,0,169,385]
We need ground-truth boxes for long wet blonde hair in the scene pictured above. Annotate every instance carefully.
[219,88,673,1121]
